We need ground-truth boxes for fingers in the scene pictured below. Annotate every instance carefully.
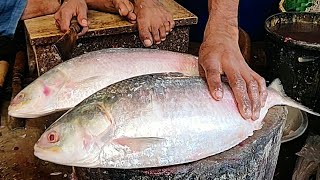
[227,66,267,120]
[78,26,89,36]
[199,54,224,101]
[117,1,131,16]
[127,12,137,23]
[252,71,268,107]
[228,72,252,120]
[76,4,89,36]
[54,0,89,36]
[55,10,72,33]
[206,68,224,100]
[243,77,260,120]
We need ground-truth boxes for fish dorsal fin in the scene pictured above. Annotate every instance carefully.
[113,136,166,152]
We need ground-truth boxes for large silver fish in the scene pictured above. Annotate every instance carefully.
[8,48,199,118]
[34,73,320,169]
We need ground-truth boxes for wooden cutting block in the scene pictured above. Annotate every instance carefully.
[23,0,198,77]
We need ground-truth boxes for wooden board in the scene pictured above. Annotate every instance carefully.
[24,0,197,46]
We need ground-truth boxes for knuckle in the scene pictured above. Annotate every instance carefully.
[248,80,259,91]
[257,76,266,85]
[60,10,69,17]
[206,69,220,77]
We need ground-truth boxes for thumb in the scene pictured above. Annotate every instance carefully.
[77,5,88,27]
[201,60,224,100]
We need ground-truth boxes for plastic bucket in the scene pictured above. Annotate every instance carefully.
[265,12,320,110]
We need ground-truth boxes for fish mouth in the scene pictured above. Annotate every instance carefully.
[8,109,43,118]
[34,144,97,167]
[8,107,56,118]
[34,144,47,160]
[34,144,63,164]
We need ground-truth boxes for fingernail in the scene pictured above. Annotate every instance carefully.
[143,39,152,47]
[156,41,161,45]
[118,9,123,16]
[161,38,166,41]
[166,32,169,35]
[215,90,223,99]
[245,109,252,118]
[82,19,88,26]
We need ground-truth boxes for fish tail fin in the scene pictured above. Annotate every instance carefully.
[268,78,320,116]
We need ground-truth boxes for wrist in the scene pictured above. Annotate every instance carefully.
[204,18,239,43]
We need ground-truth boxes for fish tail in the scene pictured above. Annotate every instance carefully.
[268,78,320,116]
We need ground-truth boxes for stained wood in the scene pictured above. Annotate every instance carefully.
[0,61,9,87]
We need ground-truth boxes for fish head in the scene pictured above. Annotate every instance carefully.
[34,103,112,167]
[8,69,68,118]
[33,117,93,166]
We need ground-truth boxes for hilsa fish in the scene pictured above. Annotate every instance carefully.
[8,48,199,118]
[33,73,320,169]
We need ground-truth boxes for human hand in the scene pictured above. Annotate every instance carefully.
[54,0,89,36]
[199,27,267,120]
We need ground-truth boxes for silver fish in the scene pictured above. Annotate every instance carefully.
[8,48,199,118]
[34,73,320,169]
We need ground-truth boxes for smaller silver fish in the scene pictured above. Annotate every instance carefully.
[8,48,199,118]
[34,73,320,169]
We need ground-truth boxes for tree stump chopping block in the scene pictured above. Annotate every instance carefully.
[76,106,287,180]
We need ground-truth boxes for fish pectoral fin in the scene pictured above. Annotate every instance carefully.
[113,136,166,152]
[96,102,114,125]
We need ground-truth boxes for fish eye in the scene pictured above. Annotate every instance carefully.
[47,131,59,143]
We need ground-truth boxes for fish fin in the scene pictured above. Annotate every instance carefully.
[268,78,320,116]
[96,102,114,125]
[268,78,286,96]
[113,136,166,152]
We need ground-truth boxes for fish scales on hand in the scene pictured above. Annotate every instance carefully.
[34,73,320,169]
[8,48,199,118]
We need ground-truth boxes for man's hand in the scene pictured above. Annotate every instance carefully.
[199,27,268,120]
[54,0,88,36]
[200,0,268,120]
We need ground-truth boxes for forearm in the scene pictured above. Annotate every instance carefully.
[205,0,239,40]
